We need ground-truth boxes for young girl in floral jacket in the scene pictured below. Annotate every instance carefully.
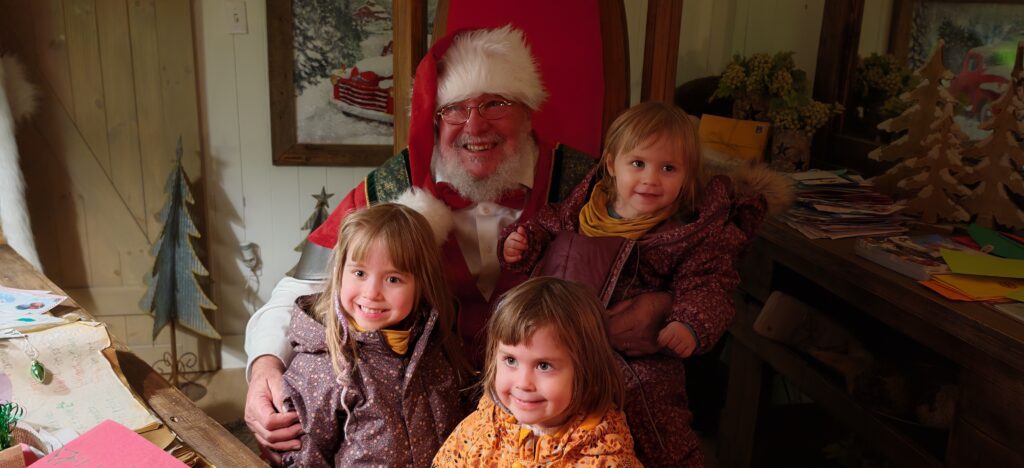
[501,102,790,466]
[280,203,472,466]
[434,277,642,467]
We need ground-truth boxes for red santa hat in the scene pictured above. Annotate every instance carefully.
[407,25,546,190]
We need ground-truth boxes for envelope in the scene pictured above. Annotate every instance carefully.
[699,114,770,161]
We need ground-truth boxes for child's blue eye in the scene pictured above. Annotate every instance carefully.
[503,356,517,367]
[537,362,552,371]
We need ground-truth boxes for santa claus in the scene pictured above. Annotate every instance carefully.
[243,25,673,462]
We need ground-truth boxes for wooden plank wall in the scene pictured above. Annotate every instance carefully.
[0,0,216,371]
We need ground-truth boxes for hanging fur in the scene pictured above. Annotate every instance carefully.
[0,53,41,269]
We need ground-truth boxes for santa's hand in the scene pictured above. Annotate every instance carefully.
[658,321,697,358]
[607,292,672,356]
[503,227,529,263]
[245,356,302,463]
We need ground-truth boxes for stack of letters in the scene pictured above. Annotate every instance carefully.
[782,170,906,239]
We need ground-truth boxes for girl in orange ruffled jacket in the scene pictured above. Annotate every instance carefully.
[434,277,642,467]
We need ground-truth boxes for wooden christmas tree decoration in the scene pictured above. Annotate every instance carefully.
[870,41,973,223]
[898,101,971,223]
[870,41,958,197]
[140,138,219,386]
[286,186,333,276]
[961,42,1024,229]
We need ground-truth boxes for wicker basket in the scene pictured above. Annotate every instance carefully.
[0,427,47,468]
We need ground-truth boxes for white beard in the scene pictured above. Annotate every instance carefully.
[432,127,536,204]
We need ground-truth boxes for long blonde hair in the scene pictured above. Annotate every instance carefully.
[599,101,705,214]
[315,203,471,384]
[481,277,625,419]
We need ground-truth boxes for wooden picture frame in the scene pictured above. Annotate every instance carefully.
[267,0,394,166]
[888,0,1024,61]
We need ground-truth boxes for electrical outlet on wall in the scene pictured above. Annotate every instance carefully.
[227,0,248,35]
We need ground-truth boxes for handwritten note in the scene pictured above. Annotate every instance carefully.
[0,323,159,433]
[33,419,186,467]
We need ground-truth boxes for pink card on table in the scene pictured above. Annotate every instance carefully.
[33,419,185,467]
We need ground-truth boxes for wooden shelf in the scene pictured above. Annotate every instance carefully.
[722,219,1024,467]
[730,296,944,468]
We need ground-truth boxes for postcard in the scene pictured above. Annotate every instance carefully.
[0,286,66,314]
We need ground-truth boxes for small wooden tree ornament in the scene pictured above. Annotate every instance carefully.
[961,42,1024,230]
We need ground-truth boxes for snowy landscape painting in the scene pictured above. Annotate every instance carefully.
[293,0,396,145]
[905,1,1024,141]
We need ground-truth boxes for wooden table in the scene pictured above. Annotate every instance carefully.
[718,219,1024,467]
[0,245,264,467]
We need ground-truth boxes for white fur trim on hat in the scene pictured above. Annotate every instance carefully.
[393,188,453,245]
[437,25,546,110]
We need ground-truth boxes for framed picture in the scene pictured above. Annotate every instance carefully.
[268,0,399,166]
[889,0,1024,141]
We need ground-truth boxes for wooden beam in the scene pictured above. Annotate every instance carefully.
[432,0,449,45]
[811,0,865,169]
[599,0,629,143]
[641,0,682,103]
[392,0,428,154]
[887,0,914,61]
[813,0,864,131]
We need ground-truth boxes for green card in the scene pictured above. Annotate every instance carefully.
[968,224,1024,260]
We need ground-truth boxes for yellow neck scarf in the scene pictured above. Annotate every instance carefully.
[347,318,412,355]
[578,184,672,240]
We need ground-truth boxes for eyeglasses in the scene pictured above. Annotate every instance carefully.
[436,99,517,125]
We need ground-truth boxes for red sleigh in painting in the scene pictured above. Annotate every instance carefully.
[948,42,1013,122]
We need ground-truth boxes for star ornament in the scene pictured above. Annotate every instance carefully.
[313,187,334,205]
[775,140,792,157]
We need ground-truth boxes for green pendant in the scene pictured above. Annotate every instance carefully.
[30,360,45,383]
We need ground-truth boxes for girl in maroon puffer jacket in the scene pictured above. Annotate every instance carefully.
[501,102,784,466]
[281,203,472,467]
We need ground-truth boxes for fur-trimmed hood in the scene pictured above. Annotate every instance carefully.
[702,143,794,216]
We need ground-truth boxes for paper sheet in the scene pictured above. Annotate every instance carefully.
[0,323,159,433]
[0,286,67,314]
[33,420,186,467]
[941,248,1024,279]
[931,274,1024,301]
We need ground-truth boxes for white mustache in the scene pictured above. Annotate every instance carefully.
[454,134,504,147]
